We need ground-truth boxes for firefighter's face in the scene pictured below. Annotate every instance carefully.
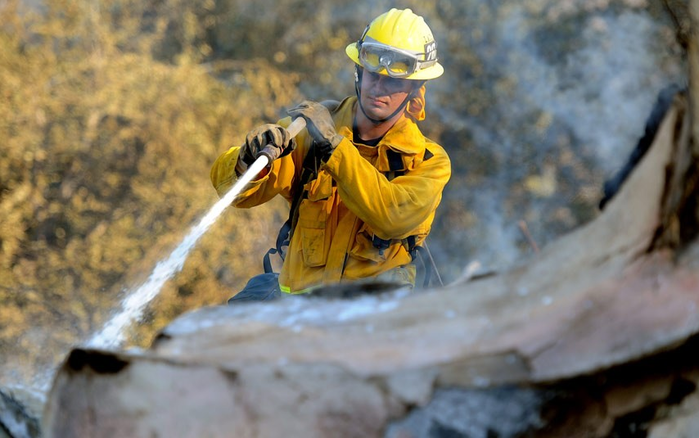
[359,71,414,121]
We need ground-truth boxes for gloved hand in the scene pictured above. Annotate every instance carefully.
[237,124,296,173]
[287,101,343,162]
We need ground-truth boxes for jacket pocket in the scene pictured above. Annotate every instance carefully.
[297,198,331,267]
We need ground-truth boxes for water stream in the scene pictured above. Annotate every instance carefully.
[86,155,271,349]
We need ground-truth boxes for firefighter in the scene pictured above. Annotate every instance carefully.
[211,8,451,296]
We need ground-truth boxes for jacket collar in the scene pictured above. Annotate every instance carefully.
[334,97,427,172]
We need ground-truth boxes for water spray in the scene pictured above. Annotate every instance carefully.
[87,117,307,349]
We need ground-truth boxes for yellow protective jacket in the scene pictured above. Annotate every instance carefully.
[210,96,451,293]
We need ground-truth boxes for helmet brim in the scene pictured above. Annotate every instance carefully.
[345,42,444,81]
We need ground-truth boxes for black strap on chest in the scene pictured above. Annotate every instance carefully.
[370,147,442,288]
[372,147,433,256]
[263,144,322,273]
[372,149,405,255]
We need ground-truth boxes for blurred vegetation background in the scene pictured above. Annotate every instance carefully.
[0,0,686,390]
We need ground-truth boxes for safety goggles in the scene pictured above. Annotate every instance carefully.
[358,41,437,78]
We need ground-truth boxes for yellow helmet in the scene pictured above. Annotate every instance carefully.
[346,8,444,81]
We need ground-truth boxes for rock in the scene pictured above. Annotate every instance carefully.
[648,382,699,438]
[0,387,41,438]
[44,349,393,438]
[385,386,547,438]
[650,409,699,438]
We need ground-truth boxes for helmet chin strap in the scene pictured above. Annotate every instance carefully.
[354,66,420,125]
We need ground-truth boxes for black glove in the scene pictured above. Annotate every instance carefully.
[287,101,343,162]
[238,124,296,171]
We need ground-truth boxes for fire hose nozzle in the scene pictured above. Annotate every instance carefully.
[258,145,279,162]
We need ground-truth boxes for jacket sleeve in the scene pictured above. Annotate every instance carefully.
[209,118,306,207]
[322,138,451,240]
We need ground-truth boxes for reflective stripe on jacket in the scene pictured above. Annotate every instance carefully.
[210,96,451,293]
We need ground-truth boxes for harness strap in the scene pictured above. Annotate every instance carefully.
[386,149,404,172]
[371,148,440,286]
[268,147,320,267]
[265,101,342,274]
[263,247,280,274]
[413,245,432,287]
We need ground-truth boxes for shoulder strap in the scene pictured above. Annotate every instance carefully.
[263,101,341,274]
[375,148,441,287]
[263,143,323,272]
[384,149,404,181]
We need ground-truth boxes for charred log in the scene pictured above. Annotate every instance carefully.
[599,84,684,211]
